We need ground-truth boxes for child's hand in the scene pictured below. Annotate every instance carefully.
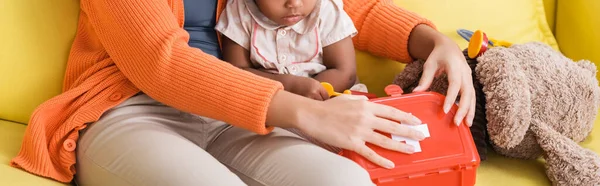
[284,75,330,101]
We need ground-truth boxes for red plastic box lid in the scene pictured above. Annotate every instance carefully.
[340,90,480,184]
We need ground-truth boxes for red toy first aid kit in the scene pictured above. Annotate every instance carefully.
[341,85,480,186]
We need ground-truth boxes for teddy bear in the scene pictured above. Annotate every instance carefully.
[393,41,600,186]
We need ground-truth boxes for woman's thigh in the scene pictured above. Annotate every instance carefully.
[207,127,375,186]
[75,102,246,186]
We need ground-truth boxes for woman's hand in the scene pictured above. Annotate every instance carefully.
[266,91,426,169]
[307,95,426,169]
[408,25,475,127]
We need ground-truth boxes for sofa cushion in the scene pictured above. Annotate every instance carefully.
[356,0,559,96]
[394,0,558,50]
[0,0,80,124]
[0,120,69,185]
[476,110,599,185]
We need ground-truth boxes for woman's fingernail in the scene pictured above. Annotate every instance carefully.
[416,132,426,140]
[468,115,475,126]
[444,105,451,114]
[455,118,461,126]
[406,145,415,152]
[407,113,422,124]
[384,160,395,169]
[414,116,422,124]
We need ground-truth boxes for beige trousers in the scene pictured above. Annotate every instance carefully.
[75,93,374,186]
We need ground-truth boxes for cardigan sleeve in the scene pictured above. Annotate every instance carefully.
[343,0,436,63]
[80,0,282,134]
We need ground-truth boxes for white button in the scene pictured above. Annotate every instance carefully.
[290,66,298,72]
[280,55,287,61]
[280,30,287,36]
[63,139,76,152]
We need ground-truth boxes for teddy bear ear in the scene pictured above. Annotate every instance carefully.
[476,48,532,149]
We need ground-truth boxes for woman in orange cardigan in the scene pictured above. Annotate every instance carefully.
[11,0,475,185]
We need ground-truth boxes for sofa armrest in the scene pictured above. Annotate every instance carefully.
[555,0,600,79]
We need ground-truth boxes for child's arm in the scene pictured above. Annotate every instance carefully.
[222,37,330,100]
[313,37,357,92]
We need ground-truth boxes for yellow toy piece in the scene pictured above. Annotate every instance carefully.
[321,82,351,97]
[489,39,513,47]
[468,30,488,59]
[466,30,513,59]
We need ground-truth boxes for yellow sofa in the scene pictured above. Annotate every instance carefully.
[1,0,598,185]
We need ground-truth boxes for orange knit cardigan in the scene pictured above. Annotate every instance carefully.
[11,0,434,183]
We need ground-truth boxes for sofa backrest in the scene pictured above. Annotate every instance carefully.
[0,0,79,124]
[555,0,600,79]
[0,0,561,124]
[358,0,560,96]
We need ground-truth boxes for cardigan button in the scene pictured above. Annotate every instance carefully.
[109,92,122,101]
[63,139,76,152]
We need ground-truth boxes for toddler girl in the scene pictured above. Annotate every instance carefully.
[216,0,367,101]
